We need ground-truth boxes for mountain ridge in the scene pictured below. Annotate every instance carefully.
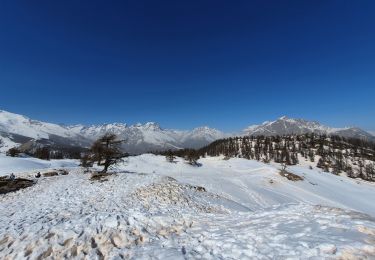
[242,116,374,140]
[0,110,227,153]
[0,110,373,154]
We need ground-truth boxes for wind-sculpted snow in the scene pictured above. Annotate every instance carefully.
[1,155,375,259]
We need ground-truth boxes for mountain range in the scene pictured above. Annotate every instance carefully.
[0,110,373,154]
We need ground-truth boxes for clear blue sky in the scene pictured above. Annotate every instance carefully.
[0,0,374,131]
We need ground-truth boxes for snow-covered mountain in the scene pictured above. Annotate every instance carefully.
[0,110,91,153]
[0,110,373,154]
[243,116,375,140]
[0,110,227,154]
[67,122,228,153]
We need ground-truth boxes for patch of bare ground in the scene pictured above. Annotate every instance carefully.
[279,170,304,181]
[42,169,69,177]
[90,172,116,182]
[0,177,35,194]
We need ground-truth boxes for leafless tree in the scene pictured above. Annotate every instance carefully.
[90,133,125,173]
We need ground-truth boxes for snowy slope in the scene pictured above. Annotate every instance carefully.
[118,154,375,216]
[1,155,375,258]
[0,136,17,153]
[0,154,78,176]
[0,110,79,139]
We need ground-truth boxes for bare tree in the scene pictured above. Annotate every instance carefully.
[90,133,125,173]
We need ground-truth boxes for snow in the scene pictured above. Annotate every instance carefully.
[0,110,79,139]
[0,154,78,176]
[118,155,375,216]
[1,154,375,259]
[0,136,19,153]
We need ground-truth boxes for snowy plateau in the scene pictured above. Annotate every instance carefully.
[1,154,375,259]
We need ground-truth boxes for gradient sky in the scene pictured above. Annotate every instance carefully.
[0,0,374,131]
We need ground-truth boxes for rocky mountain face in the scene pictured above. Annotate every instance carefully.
[0,110,373,155]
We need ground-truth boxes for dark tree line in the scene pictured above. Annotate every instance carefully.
[197,134,375,181]
[33,146,85,160]
[7,146,85,160]
[159,134,375,182]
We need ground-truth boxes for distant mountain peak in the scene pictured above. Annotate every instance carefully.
[243,116,374,140]
[142,122,161,130]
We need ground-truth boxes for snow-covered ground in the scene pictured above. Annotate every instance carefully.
[1,154,375,259]
[0,154,78,176]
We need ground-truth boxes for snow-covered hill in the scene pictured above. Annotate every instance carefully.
[1,154,375,258]
[243,116,375,140]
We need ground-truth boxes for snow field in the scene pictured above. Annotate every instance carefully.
[0,154,375,259]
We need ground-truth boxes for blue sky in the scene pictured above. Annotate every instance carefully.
[0,0,374,131]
